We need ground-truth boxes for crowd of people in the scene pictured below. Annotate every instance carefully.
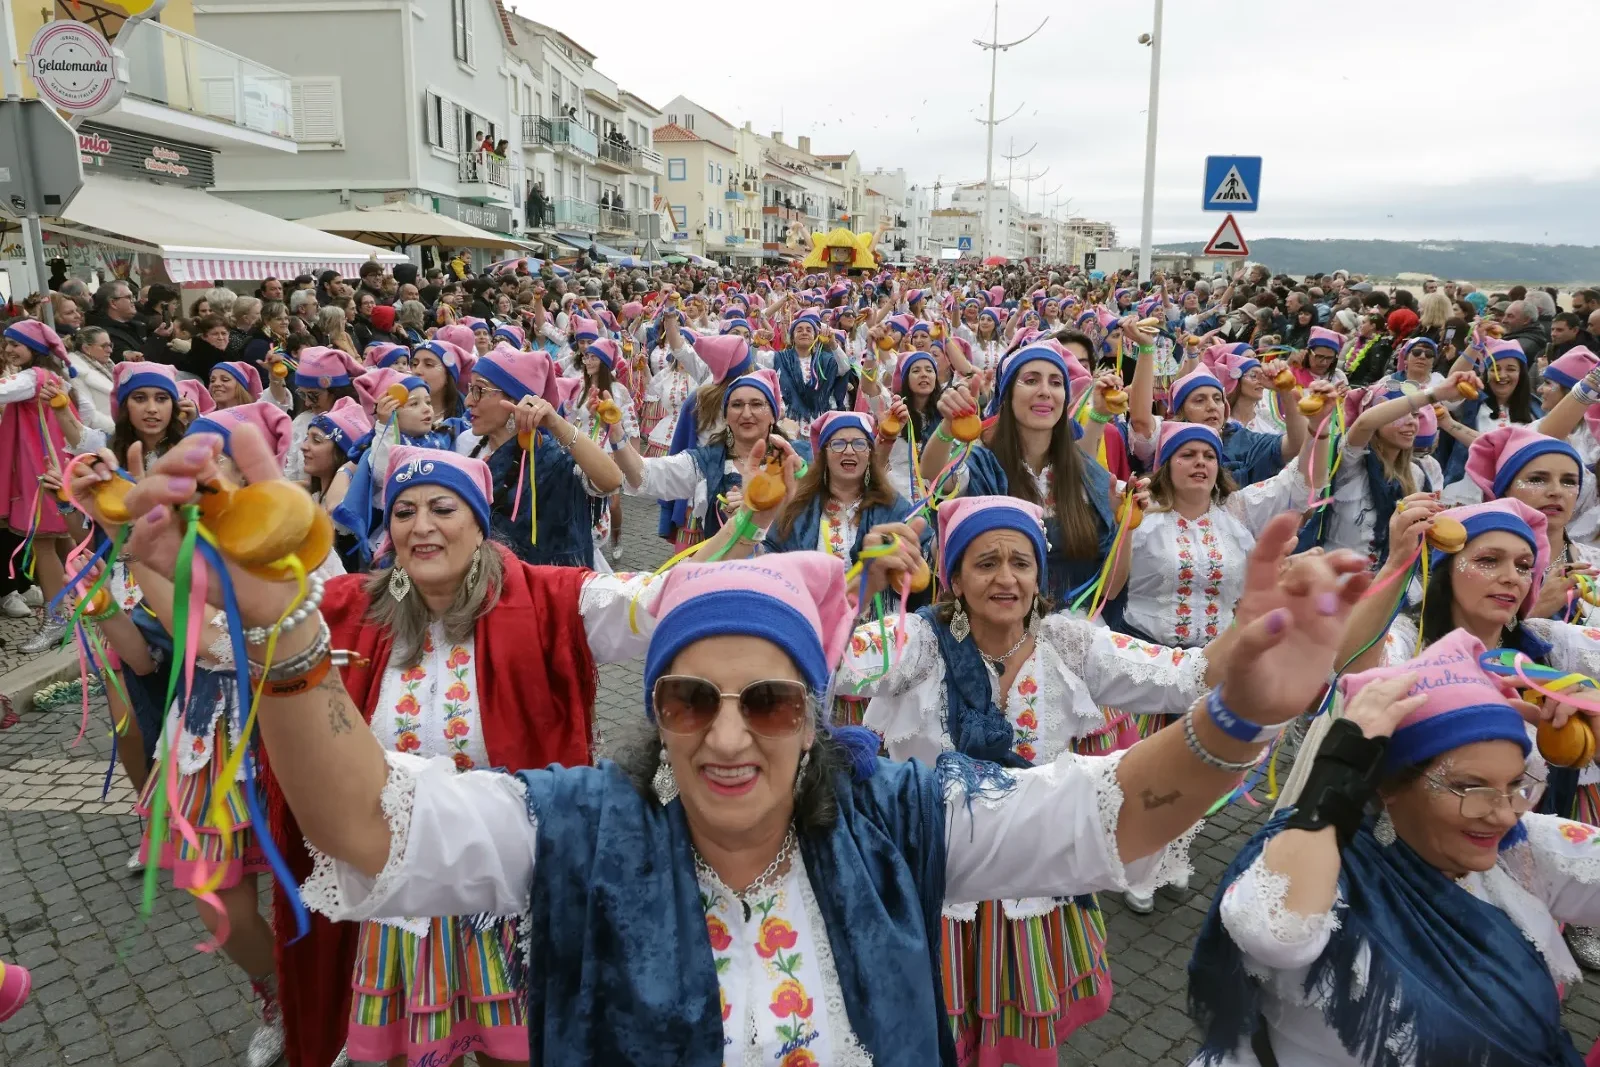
[3,246,1600,1067]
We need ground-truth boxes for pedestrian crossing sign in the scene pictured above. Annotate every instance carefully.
[1203,156,1261,212]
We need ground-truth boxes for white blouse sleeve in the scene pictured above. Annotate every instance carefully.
[846,614,948,768]
[1525,618,1600,679]
[1130,414,1160,468]
[1521,814,1600,927]
[579,570,663,663]
[943,749,1195,903]
[300,752,538,923]
[673,339,711,385]
[623,451,701,499]
[0,367,40,405]
[1226,458,1308,536]
[1040,614,1209,717]
[1218,853,1341,971]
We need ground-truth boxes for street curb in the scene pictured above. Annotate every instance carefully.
[0,648,79,714]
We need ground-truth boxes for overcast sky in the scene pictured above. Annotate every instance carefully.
[507,0,1599,247]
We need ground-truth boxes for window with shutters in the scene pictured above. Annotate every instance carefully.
[292,77,344,148]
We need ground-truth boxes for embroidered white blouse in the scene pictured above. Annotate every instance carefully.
[1125,462,1307,647]
[1198,813,1600,1066]
[622,450,738,531]
[304,745,1196,1063]
[840,611,1208,922]
[1322,444,1428,567]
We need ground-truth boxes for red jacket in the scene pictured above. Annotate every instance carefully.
[263,544,597,1067]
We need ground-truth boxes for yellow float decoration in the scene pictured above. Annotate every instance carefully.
[801,227,879,272]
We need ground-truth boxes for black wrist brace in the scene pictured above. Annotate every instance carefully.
[1283,718,1390,848]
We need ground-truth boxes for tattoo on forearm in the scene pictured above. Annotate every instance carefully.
[314,671,355,735]
[1141,787,1182,810]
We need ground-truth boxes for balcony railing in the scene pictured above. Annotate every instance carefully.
[552,197,599,230]
[635,146,664,175]
[119,18,294,141]
[458,151,509,189]
[597,140,632,169]
[529,116,598,160]
[598,207,632,232]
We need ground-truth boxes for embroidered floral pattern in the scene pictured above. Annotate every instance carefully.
[1560,822,1597,845]
[1010,668,1042,764]
[371,624,488,771]
[820,499,860,559]
[1171,516,1227,644]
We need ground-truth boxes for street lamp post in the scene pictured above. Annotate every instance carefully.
[974,1,1046,263]
[1137,0,1164,284]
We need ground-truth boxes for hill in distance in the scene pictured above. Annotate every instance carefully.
[1158,238,1600,286]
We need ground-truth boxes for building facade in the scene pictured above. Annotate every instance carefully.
[197,0,529,267]
[653,121,737,259]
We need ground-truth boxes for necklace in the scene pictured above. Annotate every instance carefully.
[694,826,798,923]
[977,628,1032,674]
[1547,542,1570,579]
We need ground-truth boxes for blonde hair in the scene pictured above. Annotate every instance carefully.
[1372,438,1419,497]
[316,306,357,355]
[362,543,504,669]
[1417,291,1451,332]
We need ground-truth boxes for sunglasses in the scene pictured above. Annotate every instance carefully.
[653,675,810,737]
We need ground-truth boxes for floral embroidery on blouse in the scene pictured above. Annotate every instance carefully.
[372,624,487,771]
[1010,671,1041,763]
[819,498,860,559]
[1172,515,1226,644]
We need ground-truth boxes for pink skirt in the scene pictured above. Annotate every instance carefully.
[134,736,266,891]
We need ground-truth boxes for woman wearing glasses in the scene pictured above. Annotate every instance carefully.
[111,420,1368,1067]
[72,440,660,1067]
[1190,630,1600,1067]
[283,347,364,482]
[458,347,622,567]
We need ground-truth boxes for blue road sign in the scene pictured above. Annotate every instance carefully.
[1203,156,1261,212]
[957,235,973,251]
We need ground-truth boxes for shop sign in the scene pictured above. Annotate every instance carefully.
[76,122,214,188]
[433,195,512,235]
[27,21,127,116]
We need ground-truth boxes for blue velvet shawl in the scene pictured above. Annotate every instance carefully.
[775,345,847,422]
[517,758,955,1066]
[480,433,594,568]
[1189,811,1582,1067]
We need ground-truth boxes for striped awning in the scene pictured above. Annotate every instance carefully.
[52,175,404,284]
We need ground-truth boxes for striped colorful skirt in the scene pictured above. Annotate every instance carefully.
[942,898,1112,1067]
[1572,782,1600,825]
[1073,707,1144,755]
[640,437,673,458]
[672,526,705,555]
[832,694,868,728]
[346,916,527,1066]
[134,737,266,891]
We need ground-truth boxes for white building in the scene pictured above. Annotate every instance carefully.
[198,0,530,269]
[862,168,932,262]
[948,182,1025,261]
[505,14,663,252]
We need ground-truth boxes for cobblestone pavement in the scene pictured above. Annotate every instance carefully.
[4,499,1600,1065]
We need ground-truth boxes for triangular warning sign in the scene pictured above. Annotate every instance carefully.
[1203,213,1249,257]
[1207,165,1254,206]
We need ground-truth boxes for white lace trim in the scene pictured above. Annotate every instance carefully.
[1037,614,1096,676]
[795,859,873,1066]
[1464,852,1581,985]
[298,751,422,929]
[1237,857,1342,947]
[1086,749,1196,895]
[889,614,939,697]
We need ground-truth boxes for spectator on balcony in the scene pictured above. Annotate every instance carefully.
[493,138,509,159]
[526,183,548,228]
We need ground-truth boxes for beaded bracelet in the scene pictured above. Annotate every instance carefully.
[1181,703,1261,773]
[248,619,331,681]
[242,573,325,646]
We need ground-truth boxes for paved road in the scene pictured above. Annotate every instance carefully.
[4,499,1600,1066]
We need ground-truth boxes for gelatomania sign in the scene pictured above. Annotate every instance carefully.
[27,21,126,116]
[76,122,215,188]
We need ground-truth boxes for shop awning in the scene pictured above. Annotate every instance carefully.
[295,201,524,252]
[48,175,404,283]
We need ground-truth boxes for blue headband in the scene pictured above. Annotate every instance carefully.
[1157,423,1224,469]
[309,413,370,456]
[986,345,1071,419]
[115,371,178,407]
[1428,510,1541,577]
[1170,371,1226,415]
[3,324,54,358]
[793,312,822,332]
[643,592,827,719]
[896,351,937,389]
[492,326,523,346]
[723,374,777,417]
[294,367,353,389]
[1306,334,1341,354]
[1385,702,1531,775]
[384,457,491,535]
[1545,363,1583,390]
[944,505,1049,584]
[474,354,535,403]
[1493,439,1584,498]
[817,413,871,452]
[216,363,259,395]
[366,344,408,369]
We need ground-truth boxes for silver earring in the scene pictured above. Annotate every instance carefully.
[388,566,412,602]
[794,749,811,799]
[950,598,970,642]
[1374,809,1396,846]
[467,546,482,587]
[651,746,678,805]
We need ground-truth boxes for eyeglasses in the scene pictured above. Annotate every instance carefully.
[465,382,505,400]
[826,438,871,454]
[1424,770,1543,819]
[652,675,810,737]
[295,389,326,405]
